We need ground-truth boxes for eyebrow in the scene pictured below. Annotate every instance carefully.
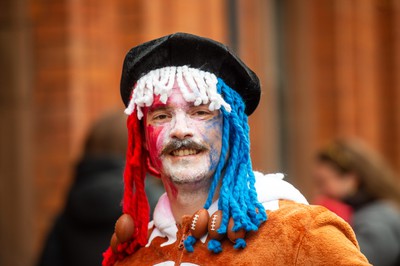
[148,102,211,114]
[148,104,170,113]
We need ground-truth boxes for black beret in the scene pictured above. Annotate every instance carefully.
[120,32,261,115]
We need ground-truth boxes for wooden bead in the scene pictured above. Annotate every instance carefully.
[189,208,209,239]
[115,213,135,243]
[208,210,225,240]
[227,217,246,243]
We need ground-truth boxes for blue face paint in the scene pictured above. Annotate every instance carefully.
[201,112,224,173]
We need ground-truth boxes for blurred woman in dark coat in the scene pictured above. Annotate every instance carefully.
[37,111,163,266]
[313,138,400,266]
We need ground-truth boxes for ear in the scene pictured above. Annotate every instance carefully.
[140,117,160,177]
[145,150,161,178]
[141,118,149,151]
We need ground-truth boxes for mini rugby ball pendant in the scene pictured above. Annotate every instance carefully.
[227,217,246,243]
[115,213,135,243]
[189,208,209,239]
[208,210,225,240]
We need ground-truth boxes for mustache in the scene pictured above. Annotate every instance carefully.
[161,139,208,155]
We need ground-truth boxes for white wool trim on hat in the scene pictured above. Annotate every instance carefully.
[124,66,232,119]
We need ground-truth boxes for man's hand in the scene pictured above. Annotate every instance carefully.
[111,214,135,253]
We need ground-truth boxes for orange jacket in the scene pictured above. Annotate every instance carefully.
[116,200,370,266]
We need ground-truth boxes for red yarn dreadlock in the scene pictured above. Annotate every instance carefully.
[102,111,158,265]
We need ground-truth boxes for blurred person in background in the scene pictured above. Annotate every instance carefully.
[313,138,400,266]
[37,110,163,266]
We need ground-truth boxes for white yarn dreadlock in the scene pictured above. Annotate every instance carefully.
[124,66,232,119]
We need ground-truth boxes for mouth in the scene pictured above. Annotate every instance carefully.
[171,148,201,157]
[162,139,208,157]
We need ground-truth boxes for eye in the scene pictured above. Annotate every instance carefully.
[153,114,169,121]
[190,107,217,120]
[193,110,210,116]
[151,113,171,123]
[148,110,172,124]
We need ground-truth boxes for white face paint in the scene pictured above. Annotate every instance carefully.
[144,84,223,191]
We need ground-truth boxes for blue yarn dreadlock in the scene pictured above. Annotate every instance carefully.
[184,78,267,253]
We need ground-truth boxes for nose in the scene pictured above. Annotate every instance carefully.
[169,112,194,140]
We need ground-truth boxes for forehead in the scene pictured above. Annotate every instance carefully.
[145,93,220,123]
[148,85,194,110]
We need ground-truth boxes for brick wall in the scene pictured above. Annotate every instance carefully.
[279,0,400,197]
[1,1,34,265]
[30,2,71,259]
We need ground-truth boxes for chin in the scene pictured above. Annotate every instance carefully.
[170,172,210,185]
[162,157,214,185]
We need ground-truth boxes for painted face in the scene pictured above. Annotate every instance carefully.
[143,84,223,186]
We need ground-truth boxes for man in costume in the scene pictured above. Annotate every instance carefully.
[103,33,370,265]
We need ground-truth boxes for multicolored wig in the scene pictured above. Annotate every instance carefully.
[103,32,265,265]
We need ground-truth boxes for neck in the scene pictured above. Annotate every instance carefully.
[161,176,218,224]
